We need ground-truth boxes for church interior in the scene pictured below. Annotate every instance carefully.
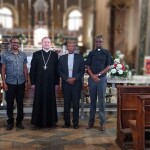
[0,0,150,149]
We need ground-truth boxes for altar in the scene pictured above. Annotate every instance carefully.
[83,75,150,105]
[107,75,150,85]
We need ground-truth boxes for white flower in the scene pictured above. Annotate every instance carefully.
[118,70,123,74]
[110,65,115,69]
[128,71,132,77]
[116,64,122,70]
[116,50,121,55]
[119,54,124,59]
[114,58,120,64]
[111,68,117,74]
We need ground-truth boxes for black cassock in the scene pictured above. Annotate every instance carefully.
[30,50,59,127]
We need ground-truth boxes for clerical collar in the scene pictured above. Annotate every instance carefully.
[98,48,101,51]
[68,53,74,55]
[43,49,50,52]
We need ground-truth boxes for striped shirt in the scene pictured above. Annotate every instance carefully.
[1,50,27,84]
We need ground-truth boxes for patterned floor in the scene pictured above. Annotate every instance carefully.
[0,111,121,150]
[0,85,121,150]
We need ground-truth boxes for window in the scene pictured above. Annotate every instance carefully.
[68,10,82,31]
[0,7,13,28]
[34,27,48,47]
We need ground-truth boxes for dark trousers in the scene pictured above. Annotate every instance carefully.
[6,82,25,125]
[63,84,81,126]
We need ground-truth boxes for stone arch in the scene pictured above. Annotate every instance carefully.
[63,6,82,29]
[0,3,19,27]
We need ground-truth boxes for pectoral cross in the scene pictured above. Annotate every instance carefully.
[43,65,47,70]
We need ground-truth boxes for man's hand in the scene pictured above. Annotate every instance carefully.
[31,85,35,89]
[67,77,76,85]
[91,74,100,83]
[25,81,28,90]
[55,85,59,91]
[3,82,8,91]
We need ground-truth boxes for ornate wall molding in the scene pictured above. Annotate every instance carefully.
[107,0,134,11]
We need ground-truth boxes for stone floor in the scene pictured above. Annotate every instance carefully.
[0,86,121,150]
[0,110,121,150]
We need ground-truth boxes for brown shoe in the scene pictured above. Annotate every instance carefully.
[100,124,105,131]
[86,122,94,129]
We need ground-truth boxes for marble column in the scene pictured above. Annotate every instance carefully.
[0,0,3,7]
[14,0,18,8]
[28,0,32,45]
[136,0,148,74]
[50,0,54,44]
[145,0,150,55]
[95,0,110,49]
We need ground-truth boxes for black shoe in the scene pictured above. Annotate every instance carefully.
[73,125,79,129]
[51,124,58,128]
[86,122,94,129]
[16,122,25,129]
[6,124,14,130]
[62,123,70,128]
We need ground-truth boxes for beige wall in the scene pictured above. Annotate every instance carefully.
[82,6,94,50]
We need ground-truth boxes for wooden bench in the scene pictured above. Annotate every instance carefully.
[128,95,150,150]
[116,86,150,149]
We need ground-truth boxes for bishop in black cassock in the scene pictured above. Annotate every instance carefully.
[30,49,59,128]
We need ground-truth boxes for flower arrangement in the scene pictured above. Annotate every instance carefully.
[17,33,28,45]
[54,34,64,46]
[108,50,132,78]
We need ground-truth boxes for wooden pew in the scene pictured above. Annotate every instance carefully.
[116,86,150,149]
[128,95,150,150]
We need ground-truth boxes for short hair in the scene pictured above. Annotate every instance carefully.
[10,36,19,43]
[41,37,51,42]
[95,35,103,39]
[67,40,75,45]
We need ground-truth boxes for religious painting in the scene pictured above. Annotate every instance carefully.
[144,56,150,75]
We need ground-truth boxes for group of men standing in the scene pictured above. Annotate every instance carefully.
[0,35,112,131]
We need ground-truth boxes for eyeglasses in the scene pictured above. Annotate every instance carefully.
[11,42,19,44]
[95,40,103,43]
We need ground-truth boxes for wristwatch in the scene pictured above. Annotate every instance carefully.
[98,73,101,77]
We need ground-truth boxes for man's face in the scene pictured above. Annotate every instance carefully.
[42,38,51,50]
[11,39,19,50]
[67,42,75,54]
[95,38,103,48]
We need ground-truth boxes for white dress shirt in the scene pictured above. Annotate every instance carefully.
[68,53,74,77]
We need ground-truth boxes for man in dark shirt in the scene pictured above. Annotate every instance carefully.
[85,35,111,131]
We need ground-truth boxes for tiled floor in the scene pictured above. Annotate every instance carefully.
[0,111,121,150]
